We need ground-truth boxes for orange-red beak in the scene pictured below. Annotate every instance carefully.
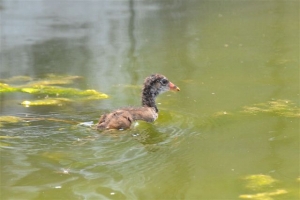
[169,82,180,91]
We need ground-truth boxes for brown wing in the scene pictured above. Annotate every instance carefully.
[97,110,133,130]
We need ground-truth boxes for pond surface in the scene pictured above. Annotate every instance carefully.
[0,0,299,199]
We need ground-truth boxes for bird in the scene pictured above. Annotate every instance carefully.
[97,74,180,130]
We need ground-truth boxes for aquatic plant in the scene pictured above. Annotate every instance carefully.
[0,75,33,84]
[0,116,23,127]
[239,189,287,200]
[0,74,81,86]
[21,86,108,98]
[239,174,288,200]
[21,98,74,106]
[20,87,108,106]
[0,74,109,106]
[243,174,278,191]
[242,99,300,118]
[0,83,20,93]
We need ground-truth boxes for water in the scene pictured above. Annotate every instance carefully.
[0,0,299,199]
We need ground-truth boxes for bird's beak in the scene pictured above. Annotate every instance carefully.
[169,82,180,91]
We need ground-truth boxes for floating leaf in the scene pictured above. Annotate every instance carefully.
[21,98,73,106]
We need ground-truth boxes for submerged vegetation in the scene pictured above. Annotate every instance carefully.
[21,86,108,99]
[0,116,23,127]
[0,74,109,106]
[198,99,299,131]
[239,189,288,200]
[0,83,20,93]
[239,174,288,200]
[0,74,81,86]
[0,74,108,129]
[21,98,74,106]
[243,174,278,191]
[242,100,300,118]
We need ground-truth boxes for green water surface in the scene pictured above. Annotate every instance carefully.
[0,0,299,199]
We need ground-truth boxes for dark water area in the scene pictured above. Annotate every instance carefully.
[0,0,299,199]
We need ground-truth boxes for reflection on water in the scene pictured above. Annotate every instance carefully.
[1,0,299,199]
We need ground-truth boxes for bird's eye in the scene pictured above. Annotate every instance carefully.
[160,79,169,85]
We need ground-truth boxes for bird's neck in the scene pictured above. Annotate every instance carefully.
[141,86,158,112]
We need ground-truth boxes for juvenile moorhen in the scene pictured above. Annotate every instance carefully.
[97,74,180,130]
